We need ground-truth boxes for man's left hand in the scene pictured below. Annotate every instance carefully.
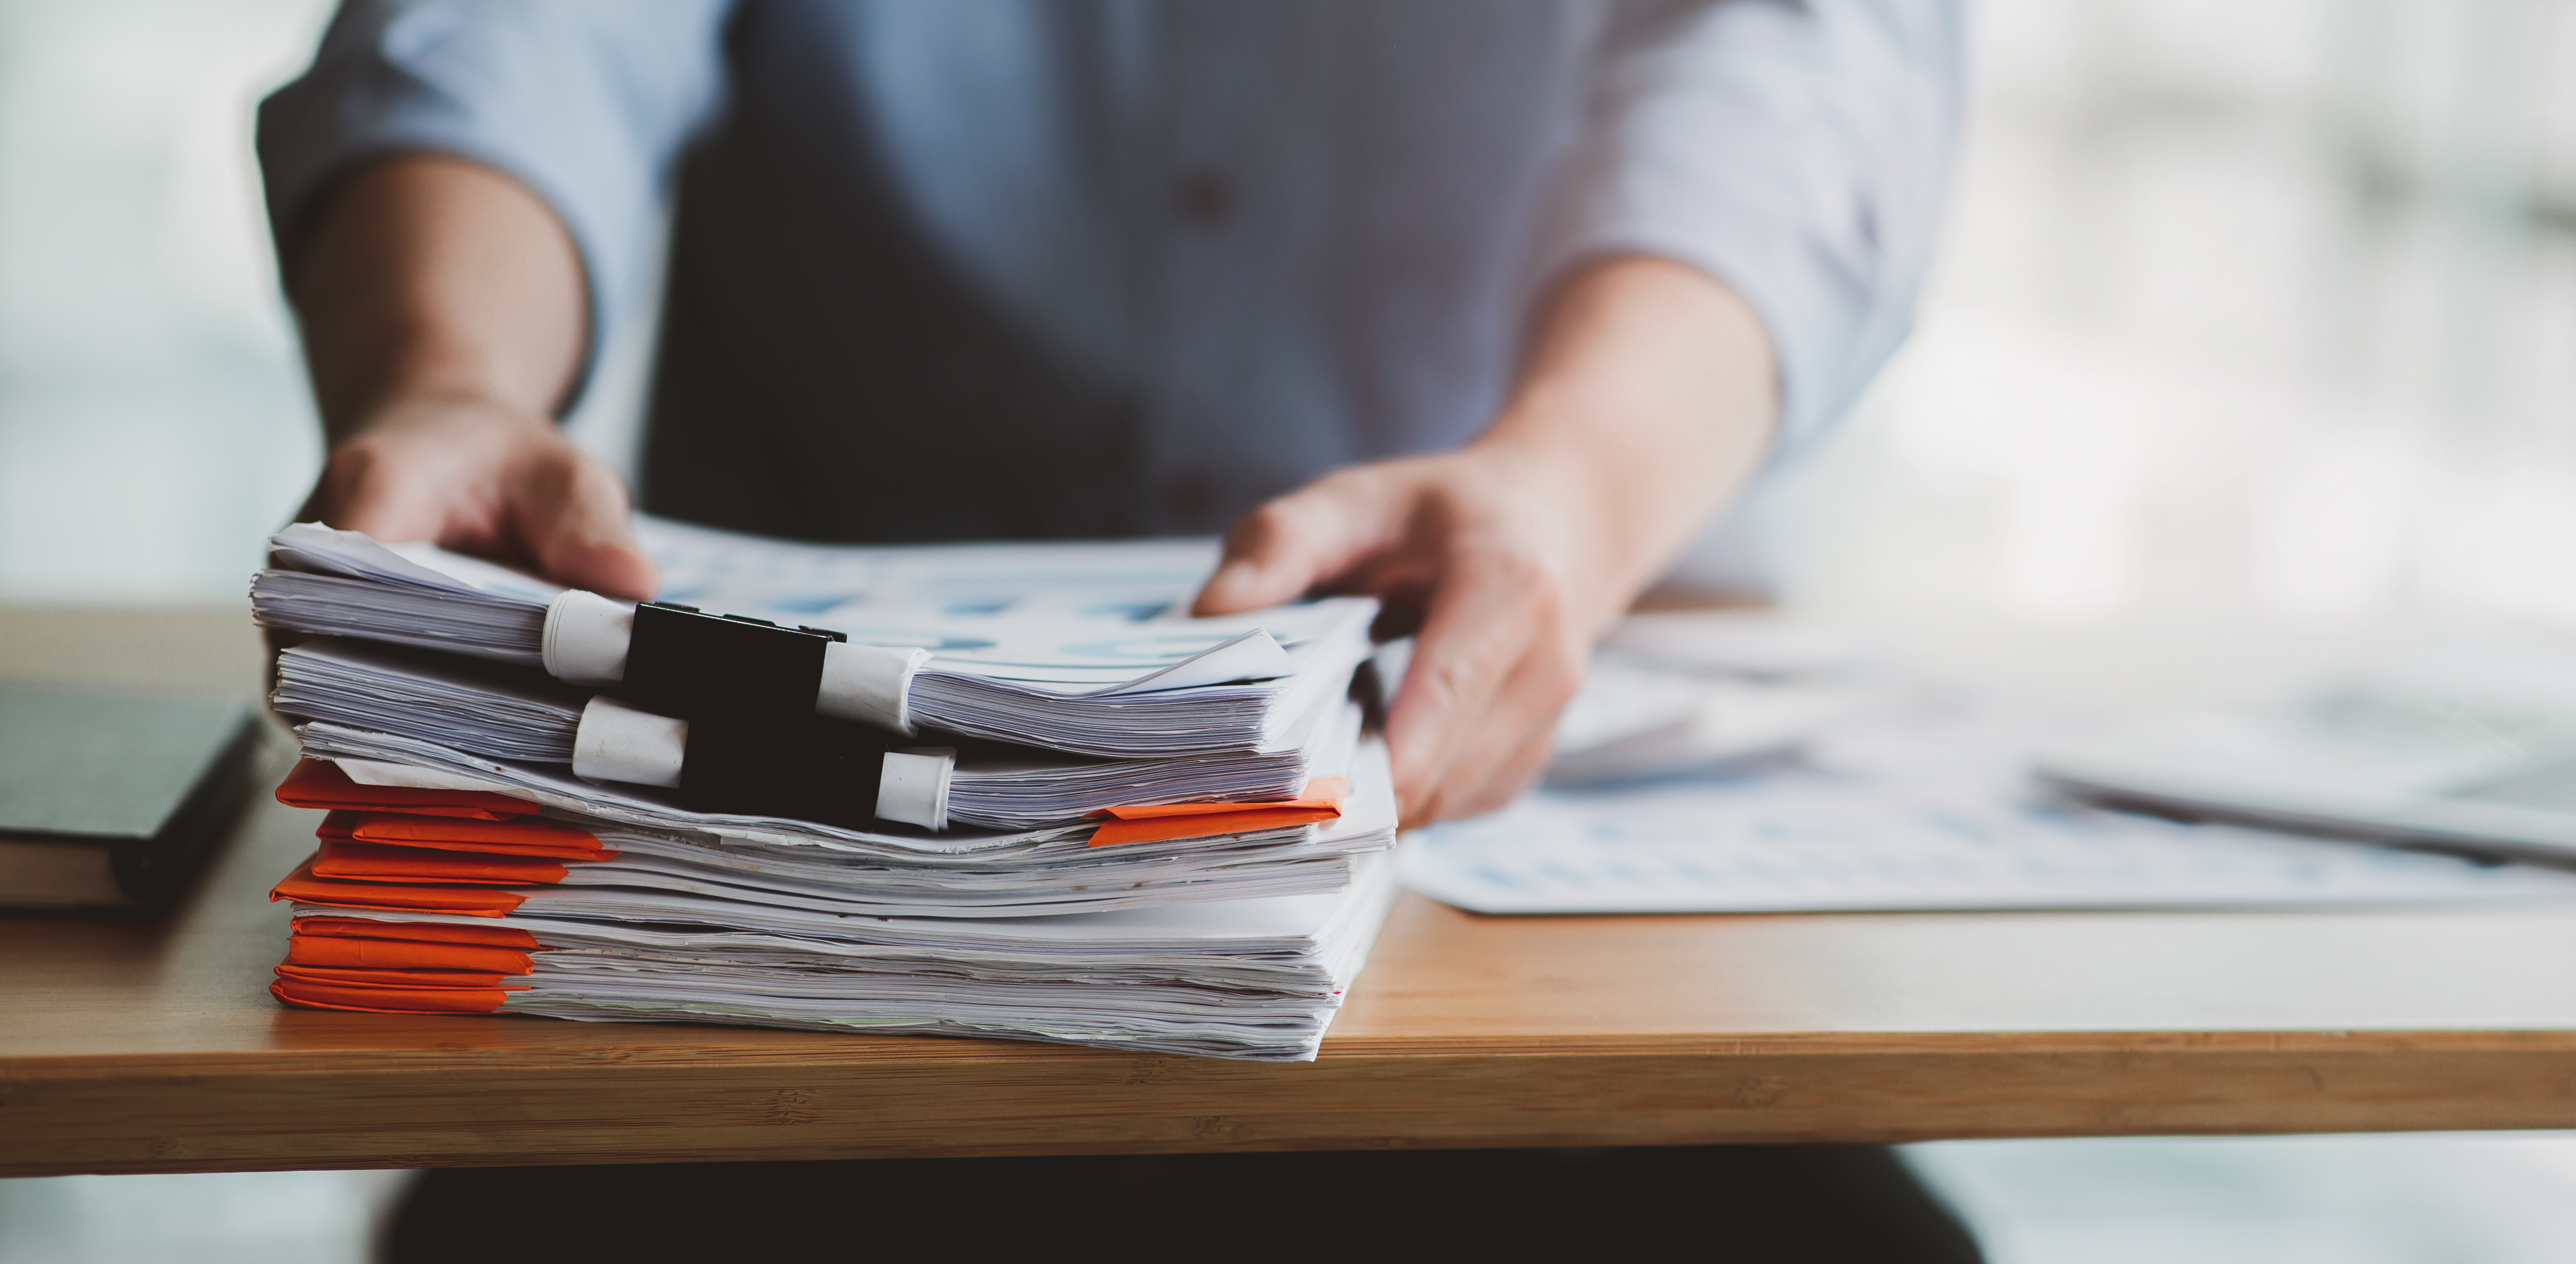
[1193,255,1780,827]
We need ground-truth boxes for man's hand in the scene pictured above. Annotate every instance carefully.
[1194,447,1610,824]
[286,153,652,597]
[1194,255,1779,826]
[300,393,656,600]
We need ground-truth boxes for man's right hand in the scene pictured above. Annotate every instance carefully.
[301,393,657,600]
[288,154,650,597]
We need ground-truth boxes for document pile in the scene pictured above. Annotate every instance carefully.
[251,519,1401,1060]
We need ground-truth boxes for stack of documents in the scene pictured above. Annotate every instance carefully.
[254,521,1382,828]
[255,522,1377,758]
[283,727,1392,915]
[252,519,1404,1060]
[267,759,1400,1059]
[272,638,1360,830]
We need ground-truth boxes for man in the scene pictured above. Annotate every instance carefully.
[261,0,1957,827]
[262,4,1975,1259]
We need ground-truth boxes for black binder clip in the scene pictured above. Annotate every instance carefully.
[623,602,847,725]
[676,712,892,829]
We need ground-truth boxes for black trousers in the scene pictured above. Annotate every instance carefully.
[385,1145,1982,1262]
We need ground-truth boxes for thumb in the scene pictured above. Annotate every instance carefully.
[1191,475,1392,616]
[512,450,659,601]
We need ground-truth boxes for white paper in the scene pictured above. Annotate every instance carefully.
[256,526,559,666]
[1406,692,2576,914]
[1548,661,1893,786]
[635,514,1220,621]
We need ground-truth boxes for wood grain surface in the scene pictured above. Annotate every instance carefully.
[8,606,2576,1177]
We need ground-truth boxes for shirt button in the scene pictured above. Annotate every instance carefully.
[1173,169,1232,228]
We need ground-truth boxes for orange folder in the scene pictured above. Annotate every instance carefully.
[1087,776,1348,847]
[1088,806,1346,847]
[1098,776,1347,819]
[317,810,611,861]
[276,758,540,821]
[269,976,511,1014]
[275,962,516,989]
[310,841,577,886]
[293,916,540,950]
[288,930,534,975]
[269,856,527,917]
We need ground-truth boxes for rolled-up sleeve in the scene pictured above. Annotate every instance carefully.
[257,0,735,392]
[1533,0,1966,455]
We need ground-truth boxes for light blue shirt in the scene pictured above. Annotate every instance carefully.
[261,0,1962,558]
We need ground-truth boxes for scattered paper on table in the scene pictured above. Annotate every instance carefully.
[1407,691,2576,914]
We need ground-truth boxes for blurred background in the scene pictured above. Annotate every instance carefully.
[12,0,2576,1261]
[13,0,2576,641]
[0,0,325,598]
[1780,0,2576,677]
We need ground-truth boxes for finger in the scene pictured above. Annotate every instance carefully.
[1385,550,1564,820]
[1399,643,1577,825]
[511,450,659,600]
[1191,475,1399,616]
[1420,723,1561,826]
[1419,641,1580,822]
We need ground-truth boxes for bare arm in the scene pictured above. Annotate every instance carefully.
[1194,255,1777,825]
[286,153,657,598]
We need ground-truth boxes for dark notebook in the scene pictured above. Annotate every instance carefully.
[0,685,261,915]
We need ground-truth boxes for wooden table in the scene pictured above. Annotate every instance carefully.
[9,606,2576,1178]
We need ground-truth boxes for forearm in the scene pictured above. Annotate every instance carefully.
[1475,253,1779,610]
[279,153,652,598]
[287,153,588,439]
